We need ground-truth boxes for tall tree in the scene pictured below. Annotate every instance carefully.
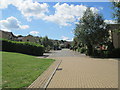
[74,8,109,55]
[112,2,120,23]
[112,1,120,33]
[41,36,53,51]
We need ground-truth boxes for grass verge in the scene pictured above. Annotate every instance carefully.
[2,51,55,88]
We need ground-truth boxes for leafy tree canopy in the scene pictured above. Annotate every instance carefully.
[74,8,109,55]
[112,2,120,23]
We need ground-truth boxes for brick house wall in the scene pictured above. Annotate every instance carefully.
[22,35,40,43]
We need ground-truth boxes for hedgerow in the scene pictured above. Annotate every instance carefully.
[1,39,44,56]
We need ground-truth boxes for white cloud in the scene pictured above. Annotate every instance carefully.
[20,25,29,29]
[0,0,12,9]
[67,38,73,41]
[0,0,49,21]
[61,36,69,40]
[44,3,98,26]
[0,16,29,30]
[0,0,25,9]
[29,31,40,36]
[61,36,73,41]
[17,1,49,21]
[0,1,99,26]
[1,29,11,32]
[44,3,87,26]
[104,20,116,24]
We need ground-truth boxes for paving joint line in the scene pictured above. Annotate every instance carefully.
[44,60,62,89]
[27,59,62,89]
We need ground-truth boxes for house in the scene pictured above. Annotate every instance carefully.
[20,35,40,43]
[108,24,120,48]
[0,30,18,41]
[17,35,24,41]
[0,30,40,43]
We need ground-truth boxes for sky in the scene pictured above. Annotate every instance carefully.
[0,0,115,41]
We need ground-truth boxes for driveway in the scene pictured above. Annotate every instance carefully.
[45,49,118,88]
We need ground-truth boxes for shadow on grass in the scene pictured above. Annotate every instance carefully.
[42,55,49,58]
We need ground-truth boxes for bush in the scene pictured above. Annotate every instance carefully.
[92,48,120,58]
[1,39,44,56]
[45,45,51,52]
[79,47,87,53]
[109,48,120,58]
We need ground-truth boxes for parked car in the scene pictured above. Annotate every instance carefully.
[57,47,62,50]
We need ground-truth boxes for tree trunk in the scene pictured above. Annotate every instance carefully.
[87,44,93,56]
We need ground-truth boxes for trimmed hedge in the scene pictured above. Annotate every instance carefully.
[0,39,44,56]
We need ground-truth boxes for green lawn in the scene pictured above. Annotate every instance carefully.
[2,51,55,88]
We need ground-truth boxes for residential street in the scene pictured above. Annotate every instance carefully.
[1,1,120,89]
[46,49,118,88]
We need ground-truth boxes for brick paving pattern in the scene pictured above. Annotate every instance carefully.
[28,60,61,88]
[47,49,118,88]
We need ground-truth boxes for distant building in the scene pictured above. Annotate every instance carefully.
[0,30,40,43]
[17,35,24,41]
[108,24,120,48]
[19,35,40,43]
[0,30,18,41]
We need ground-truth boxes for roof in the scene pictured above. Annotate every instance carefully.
[0,30,17,38]
[108,24,120,30]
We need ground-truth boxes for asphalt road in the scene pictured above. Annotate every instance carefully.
[44,49,86,57]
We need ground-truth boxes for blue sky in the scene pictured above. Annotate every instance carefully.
[0,1,114,41]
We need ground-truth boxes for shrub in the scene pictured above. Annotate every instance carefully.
[109,48,120,58]
[45,45,51,52]
[80,47,87,53]
[92,50,99,56]
[92,48,120,58]
[1,39,44,56]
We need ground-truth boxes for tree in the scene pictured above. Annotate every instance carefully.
[112,2,120,23]
[112,2,120,32]
[72,37,81,51]
[41,36,53,52]
[53,40,60,50]
[74,8,109,55]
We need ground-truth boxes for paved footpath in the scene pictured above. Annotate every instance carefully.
[46,49,118,88]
